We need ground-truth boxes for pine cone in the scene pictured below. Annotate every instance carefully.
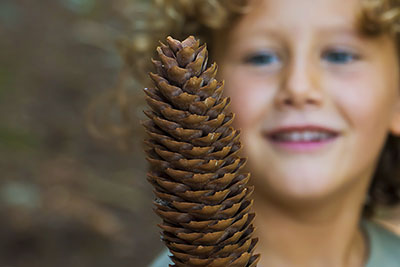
[143,36,260,267]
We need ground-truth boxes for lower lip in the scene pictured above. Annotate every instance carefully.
[267,136,338,152]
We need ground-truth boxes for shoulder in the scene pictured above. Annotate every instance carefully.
[363,219,400,267]
[148,249,172,267]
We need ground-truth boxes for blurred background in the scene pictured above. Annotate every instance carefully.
[0,0,399,267]
[0,0,164,266]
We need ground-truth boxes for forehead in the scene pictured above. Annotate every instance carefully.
[240,0,362,36]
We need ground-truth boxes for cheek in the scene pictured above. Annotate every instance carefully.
[221,68,273,130]
[328,71,395,134]
[326,70,397,178]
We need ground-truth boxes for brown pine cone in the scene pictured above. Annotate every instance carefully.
[143,36,260,267]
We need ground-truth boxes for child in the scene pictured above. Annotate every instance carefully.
[134,0,400,266]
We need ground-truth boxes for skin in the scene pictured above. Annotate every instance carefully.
[213,0,400,266]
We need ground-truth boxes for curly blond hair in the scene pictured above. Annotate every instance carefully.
[89,0,400,216]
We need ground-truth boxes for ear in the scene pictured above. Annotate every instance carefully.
[390,97,400,136]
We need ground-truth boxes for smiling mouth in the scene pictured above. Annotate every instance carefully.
[264,126,340,151]
[269,131,337,142]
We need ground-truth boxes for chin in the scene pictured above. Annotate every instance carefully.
[254,166,345,205]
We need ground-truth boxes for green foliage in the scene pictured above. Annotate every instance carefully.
[0,127,40,151]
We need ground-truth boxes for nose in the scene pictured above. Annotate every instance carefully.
[275,56,323,110]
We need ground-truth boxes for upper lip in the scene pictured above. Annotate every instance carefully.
[265,125,340,136]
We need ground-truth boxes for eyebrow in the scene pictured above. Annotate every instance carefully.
[316,24,360,35]
[237,23,361,41]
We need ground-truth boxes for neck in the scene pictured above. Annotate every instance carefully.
[253,177,370,267]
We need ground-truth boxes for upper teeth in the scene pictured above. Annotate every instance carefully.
[273,131,334,142]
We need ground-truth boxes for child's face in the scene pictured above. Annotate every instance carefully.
[216,0,400,201]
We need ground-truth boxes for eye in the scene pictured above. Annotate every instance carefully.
[322,50,360,64]
[244,52,281,66]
